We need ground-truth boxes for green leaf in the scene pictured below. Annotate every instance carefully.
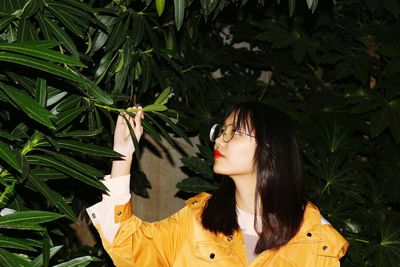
[32,245,63,267]
[38,13,79,57]
[0,130,13,140]
[306,0,314,9]
[122,114,140,161]
[181,156,213,179]
[310,0,318,13]
[56,139,122,157]
[255,28,293,48]
[145,113,176,148]
[42,230,50,267]
[82,77,114,105]
[156,0,166,16]
[0,248,32,267]
[0,52,82,82]
[22,0,43,19]
[142,104,167,112]
[132,171,151,198]
[95,51,116,83]
[55,95,81,112]
[0,210,62,226]
[113,46,132,93]
[384,57,400,74]
[54,107,85,130]
[27,155,107,190]
[352,56,369,83]
[0,236,38,252]
[293,39,307,64]
[334,60,352,80]
[141,120,162,142]
[52,256,100,267]
[0,15,15,32]
[154,111,192,145]
[0,82,55,129]
[132,12,145,47]
[154,87,171,105]
[381,0,400,18]
[55,128,103,137]
[174,0,185,30]
[0,42,85,66]
[36,12,52,40]
[388,100,400,144]
[39,149,104,177]
[104,14,129,52]
[371,103,390,138]
[288,0,296,16]
[49,3,106,32]
[141,55,152,92]
[20,154,29,180]
[17,18,38,41]
[176,177,218,193]
[47,3,85,39]
[35,78,47,107]
[27,173,76,221]
[0,140,21,172]
[60,0,96,13]
[30,168,68,180]
[378,45,400,57]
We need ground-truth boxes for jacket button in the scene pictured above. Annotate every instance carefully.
[227,235,233,241]
[117,211,122,216]
[209,253,215,259]
[91,213,96,219]
[306,232,312,237]
[323,245,328,251]
[192,201,198,205]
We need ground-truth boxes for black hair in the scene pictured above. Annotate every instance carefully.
[201,101,306,253]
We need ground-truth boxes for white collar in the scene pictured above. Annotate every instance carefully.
[236,206,261,236]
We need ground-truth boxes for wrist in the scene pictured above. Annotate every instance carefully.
[111,157,132,178]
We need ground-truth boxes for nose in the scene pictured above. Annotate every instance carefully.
[214,133,225,148]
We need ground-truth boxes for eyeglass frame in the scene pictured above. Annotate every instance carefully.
[210,123,255,143]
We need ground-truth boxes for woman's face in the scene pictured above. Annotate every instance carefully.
[213,112,257,180]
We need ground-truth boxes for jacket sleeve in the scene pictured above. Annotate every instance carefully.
[86,175,190,267]
[318,224,349,267]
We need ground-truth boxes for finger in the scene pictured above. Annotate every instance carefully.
[134,106,142,129]
[117,112,127,125]
[137,106,144,119]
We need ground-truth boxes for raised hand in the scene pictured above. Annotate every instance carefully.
[111,106,143,178]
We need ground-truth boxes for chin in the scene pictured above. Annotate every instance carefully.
[213,164,229,176]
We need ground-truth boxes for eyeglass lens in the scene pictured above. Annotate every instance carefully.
[209,124,235,142]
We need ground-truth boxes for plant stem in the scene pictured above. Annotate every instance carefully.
[94,103,140,114]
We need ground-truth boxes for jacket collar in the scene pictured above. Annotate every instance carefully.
[185,194,323,244]
[186,194,344,258]
[287,202,323,244]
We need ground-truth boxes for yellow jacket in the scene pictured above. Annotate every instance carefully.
[93,192,348,266]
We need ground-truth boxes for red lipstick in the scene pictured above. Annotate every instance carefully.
[214,149,224,159]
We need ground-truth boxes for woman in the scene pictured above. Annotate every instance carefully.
[87,101,348,266]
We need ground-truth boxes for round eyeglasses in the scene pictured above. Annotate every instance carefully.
[209,123,255,143]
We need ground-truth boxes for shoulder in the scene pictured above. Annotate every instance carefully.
[302,203,349,259]
[184,192,212,218]
[185,192,212,208]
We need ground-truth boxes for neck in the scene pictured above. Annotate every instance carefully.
[232,174,257,214]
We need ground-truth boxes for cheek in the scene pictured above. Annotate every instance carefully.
[213,142,256,174]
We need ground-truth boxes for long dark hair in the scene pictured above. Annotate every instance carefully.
[201,101,306,253]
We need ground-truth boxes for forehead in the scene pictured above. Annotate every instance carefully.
[223,111,253,133]
[224,113,236,125]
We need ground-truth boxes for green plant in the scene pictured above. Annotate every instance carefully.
[0,0,196,264]
[1,0,398,266]
[178,1,400,266]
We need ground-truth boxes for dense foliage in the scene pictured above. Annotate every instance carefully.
[0,0,399,266]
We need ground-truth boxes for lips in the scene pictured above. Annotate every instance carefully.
[214,149,224,159]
